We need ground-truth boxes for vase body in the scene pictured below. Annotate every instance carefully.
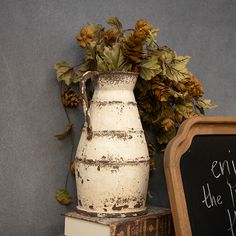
[75,71,150,217]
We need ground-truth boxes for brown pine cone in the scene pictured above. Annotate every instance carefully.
[150,80,170,102]
[184,76,204,97]
[62,88,80,107]
[148,142,156,171]
[137,95,154,116]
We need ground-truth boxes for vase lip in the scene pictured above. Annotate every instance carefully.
[97,71,139,76]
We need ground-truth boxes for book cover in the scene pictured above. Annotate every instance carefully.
[63,206,174,236]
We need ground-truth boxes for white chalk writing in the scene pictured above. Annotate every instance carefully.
[211,160,236,179]
[201,159,236,235]
[227,179,236,207]
[202,183,222,208]
[227,209,236,236]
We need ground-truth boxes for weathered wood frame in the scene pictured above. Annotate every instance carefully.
[164,116,236,236]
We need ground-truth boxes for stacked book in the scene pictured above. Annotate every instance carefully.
[63,206,174,236]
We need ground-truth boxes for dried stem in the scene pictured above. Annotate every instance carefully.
[65,136,75,191]
[59,83,71,122]
[58,82,75,191]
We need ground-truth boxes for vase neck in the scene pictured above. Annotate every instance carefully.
[93,72,138,91]
[91,72,138,103]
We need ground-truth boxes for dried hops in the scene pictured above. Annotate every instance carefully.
[150,79,170,102]
[55,16,216,146]
[185,76,204,97]
[123,20,153,63]
[135,19,153,32]
[76,25,95,48]
[104,28,119,45]
[161,118,175,132]
[62,88,80,107]
[54,17,216,206]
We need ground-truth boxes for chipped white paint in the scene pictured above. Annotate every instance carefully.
[75,71,150,217]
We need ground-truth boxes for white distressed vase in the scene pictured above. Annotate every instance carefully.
[75,71,150,217]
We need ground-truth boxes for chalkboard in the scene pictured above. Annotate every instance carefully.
[164,117,236,236]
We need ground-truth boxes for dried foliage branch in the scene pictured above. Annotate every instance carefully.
[54,17,216,204]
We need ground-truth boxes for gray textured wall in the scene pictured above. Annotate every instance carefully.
[0,0,235,235]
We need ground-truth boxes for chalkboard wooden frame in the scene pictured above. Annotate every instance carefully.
[164,116,236,236]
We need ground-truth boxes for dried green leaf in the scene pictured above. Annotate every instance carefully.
[168,87,187,98]
[163,54,191,82]
[86,43,97,59]
[146,28,159,49]
[173,56,190,70]
[96,54,108,71]
[175,101,193,118]
[54,62,74,85]
[73,62,91,83]
[196,99,217,109]
[106,44,125,69]
[56,189,72,205]
[54,122,73,140]
[120,63,132,72]
[90,23,103,32]
[106,16,122,30]
[139,57,162,80]
[97,44,127,71]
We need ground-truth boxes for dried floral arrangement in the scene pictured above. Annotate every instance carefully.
[54,17,216,205]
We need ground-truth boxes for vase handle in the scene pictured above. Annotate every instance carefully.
[80,71,99,140]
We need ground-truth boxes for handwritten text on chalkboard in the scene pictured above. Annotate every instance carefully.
[201,154,236,236]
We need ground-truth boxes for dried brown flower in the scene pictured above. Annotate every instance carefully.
[175,111,184,124]
[76,25,95,48]
[133,29,148,43]
[104,28,119,45]
[135,19,152,32]
[150,80,170,102]
[161,118,175,132]
[137,95,154,117]
[185,76,204,97]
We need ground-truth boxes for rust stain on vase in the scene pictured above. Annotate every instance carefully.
[92,130,142,141]
[77,170,82,178]
[134,201,143,208]
[77,158,149,165]
[91,100,137,107]
[112,204,129,211]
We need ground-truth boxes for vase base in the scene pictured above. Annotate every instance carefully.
[76,206,148,218]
